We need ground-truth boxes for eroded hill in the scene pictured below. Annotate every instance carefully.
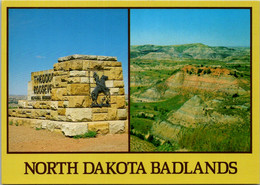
[130,43,250,152]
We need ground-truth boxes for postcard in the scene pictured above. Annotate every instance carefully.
[1,1,259,184]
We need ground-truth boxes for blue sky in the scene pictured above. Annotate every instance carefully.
[9,9,128,95]
[131,9,250,47]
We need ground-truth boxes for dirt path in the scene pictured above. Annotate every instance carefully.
[8,125,128,152]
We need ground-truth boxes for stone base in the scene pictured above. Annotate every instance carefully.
[8,117,127,137]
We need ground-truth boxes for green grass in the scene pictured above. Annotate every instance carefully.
[130,95,189,135]
[130,135,157,152]
[35,127,42,130]
[130,86,150,95]
[215,94,250,117]
[131,118,154,134]
[130,95,189,122]
[130,88,251,152]
[130,134,181,152]
[8,107,18,109]
[73,131,97,139]
[178,121,250,152]
[156,141,179,152]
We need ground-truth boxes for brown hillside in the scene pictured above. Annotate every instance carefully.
[165,66,247,95]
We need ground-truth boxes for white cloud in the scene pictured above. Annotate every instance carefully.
[36,56,46,59]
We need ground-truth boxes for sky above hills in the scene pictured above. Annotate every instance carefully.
[8,9,128,95]
[131,9,250,47]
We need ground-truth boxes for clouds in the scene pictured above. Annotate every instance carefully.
[36,55,46,59]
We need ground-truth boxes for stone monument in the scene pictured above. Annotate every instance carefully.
[9,55,128,136]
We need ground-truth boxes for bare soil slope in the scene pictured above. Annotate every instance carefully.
[8,125,128,152]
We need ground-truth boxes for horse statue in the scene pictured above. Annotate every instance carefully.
[91,72,111,107]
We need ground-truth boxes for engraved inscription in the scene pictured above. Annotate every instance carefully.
[33,73,53,94]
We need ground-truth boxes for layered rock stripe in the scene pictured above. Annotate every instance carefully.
[9,55,127,136]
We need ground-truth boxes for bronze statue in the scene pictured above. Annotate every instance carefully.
[91,72,111,107]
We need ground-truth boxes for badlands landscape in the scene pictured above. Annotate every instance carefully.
[130,43,251,152]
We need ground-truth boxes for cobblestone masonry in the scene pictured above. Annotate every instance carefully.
[9,55,128,136]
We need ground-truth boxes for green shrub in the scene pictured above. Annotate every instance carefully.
[206,69,211,74]
[156,141,179,152]
[156,80,162,84]
[136,133,145,140]
[147,135,161,147]
[197,68,203,74]
[151,138,161,147]
[35,127,42,130]
[203,68,212,74]
[73,131,97,139]
[147,135,154,142]
[9,121,13,125]
[232,93,239,98]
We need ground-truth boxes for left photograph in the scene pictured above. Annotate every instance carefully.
[8,9,129,152]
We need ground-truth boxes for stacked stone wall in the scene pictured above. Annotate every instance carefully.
[9,55,128,136]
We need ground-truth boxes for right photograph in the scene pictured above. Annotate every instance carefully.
[130,9,251,152]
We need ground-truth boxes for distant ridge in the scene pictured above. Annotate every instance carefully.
[130,43,250,60]
[9,94,27,96]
